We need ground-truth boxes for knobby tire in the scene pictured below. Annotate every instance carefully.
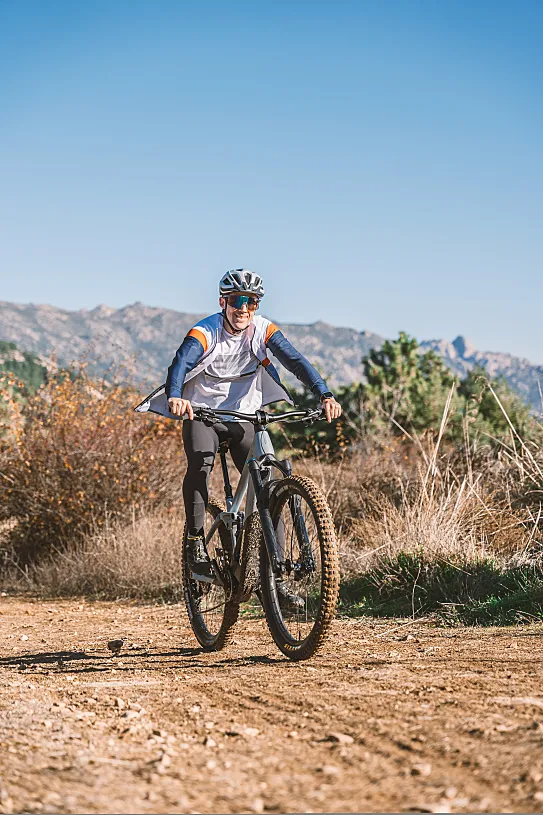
[259,475,340,661]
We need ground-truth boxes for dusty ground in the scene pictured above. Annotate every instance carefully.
[1,599,543,814]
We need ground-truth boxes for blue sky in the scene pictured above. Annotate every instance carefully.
[1,1,542,362]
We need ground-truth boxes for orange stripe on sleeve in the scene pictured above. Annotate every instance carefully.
[265,322,279,344]
[187,328,208,352]
[262,357,271,367]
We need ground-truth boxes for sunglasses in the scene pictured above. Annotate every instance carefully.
[227,295,260,311]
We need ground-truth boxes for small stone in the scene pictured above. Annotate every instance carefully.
[206,759,217,770]
[122,710,140,720]
[326,732,354,745]
[529,770,543,783]
[319,764,340,776]
[411,762,432,777]
[129,702,143,712]
[114,697,126,710]
[153,728,167,738]
[190,704,201,713]
[244,726,260,738]
[287,730,298,739]
[406,634,416,641]
[204,721,215,730]
[444,787,457,800]
[204,736,217,748]
[534,792,543,803]
[107,639,124,655]
[250,798,265,814]
[20,635,29,642]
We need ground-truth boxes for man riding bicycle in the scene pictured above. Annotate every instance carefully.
[164,270,342,596]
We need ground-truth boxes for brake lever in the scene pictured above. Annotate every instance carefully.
[305,408,324,424]
[193,407,215,422]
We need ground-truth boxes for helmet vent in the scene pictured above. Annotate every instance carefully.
[219,269,265,298]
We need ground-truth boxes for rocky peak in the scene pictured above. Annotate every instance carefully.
[452,335,477,359]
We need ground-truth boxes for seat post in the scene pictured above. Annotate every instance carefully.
[219,442,233,504]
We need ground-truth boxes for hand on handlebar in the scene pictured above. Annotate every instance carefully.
[321,397,342,423]
[185,404,336,425]
[168,397,194,419]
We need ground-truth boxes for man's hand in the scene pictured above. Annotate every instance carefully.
[168,397,194,419]
[322,397,342,423]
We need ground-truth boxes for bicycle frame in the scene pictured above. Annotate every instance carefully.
[204,425,288,579]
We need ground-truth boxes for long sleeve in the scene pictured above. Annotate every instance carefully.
[165,336,205,399]
[266,330,329,399]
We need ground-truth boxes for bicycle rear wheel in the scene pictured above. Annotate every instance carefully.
[260,475,339,661]
[182,499,239,650]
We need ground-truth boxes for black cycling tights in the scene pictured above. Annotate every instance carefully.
[182,419,255,537]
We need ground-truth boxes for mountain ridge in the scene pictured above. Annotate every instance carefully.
[0,299,541,409]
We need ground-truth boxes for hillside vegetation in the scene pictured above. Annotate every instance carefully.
[0,334,542,623]
[0,340,48,395]
[1,298,542,407]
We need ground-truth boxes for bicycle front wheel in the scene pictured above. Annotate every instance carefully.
[182,499,239,650]
[260,475,340,661]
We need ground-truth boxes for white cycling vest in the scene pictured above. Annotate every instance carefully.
[134,313,294,420]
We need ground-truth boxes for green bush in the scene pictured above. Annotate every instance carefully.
[278,332,541,455]
[0,341,48,394]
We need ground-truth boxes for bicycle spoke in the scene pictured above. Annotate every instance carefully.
[183,500,239,650]
[275,493,323,640]
[260,475,339,660]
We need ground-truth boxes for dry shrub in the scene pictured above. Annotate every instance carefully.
[28,510,185,599]
[0,366,184,563]
[2,367,541,606]
[293,442,419,536]
[343,481,533,578]
[293,418,542,581]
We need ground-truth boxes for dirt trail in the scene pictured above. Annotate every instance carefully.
[1,598,543,813]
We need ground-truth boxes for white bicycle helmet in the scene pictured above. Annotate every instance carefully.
[219,269,265,299]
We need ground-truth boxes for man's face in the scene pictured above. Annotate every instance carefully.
[219,295,260,331]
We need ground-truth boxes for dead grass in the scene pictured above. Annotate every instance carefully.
[2,380,541,613]
[18,510,186,600]
[295,404,542,585]
[4,459,229,600]
[7,440,539,605]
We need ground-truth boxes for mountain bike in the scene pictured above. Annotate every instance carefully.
[181,406,340,661]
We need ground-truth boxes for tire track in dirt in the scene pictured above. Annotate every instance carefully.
[1,598,543,813]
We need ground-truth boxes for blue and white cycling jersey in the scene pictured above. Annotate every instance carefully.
[134,312,330,420]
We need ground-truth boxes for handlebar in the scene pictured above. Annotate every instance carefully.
[191,406,323,426]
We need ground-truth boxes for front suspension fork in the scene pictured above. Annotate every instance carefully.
[289,494,315,572]
[247,459,283,578]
